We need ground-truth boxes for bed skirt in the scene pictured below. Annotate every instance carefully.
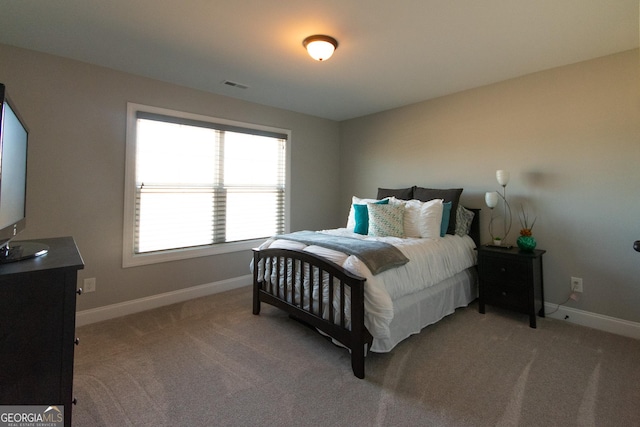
[372,267,478,352]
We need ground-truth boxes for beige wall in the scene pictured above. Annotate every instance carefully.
[0,44,342,311]
[2,42,639,324]
[340,49,640,323]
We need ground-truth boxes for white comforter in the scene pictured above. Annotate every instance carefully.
[257,229,477,340]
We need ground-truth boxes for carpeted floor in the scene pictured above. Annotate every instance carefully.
[72,286,640,426]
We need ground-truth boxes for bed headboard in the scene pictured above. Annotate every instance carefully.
[375,187,481,247]
[467,208,481,248]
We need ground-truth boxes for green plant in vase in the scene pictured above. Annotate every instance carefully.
[517,205,537,252]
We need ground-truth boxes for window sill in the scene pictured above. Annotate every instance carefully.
[122,238,267,268]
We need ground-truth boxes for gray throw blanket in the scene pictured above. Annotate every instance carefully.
[275,231,409,275]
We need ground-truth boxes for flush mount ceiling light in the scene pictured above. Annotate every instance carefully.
[302,35,338,61]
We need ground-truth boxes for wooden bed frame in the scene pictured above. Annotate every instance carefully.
[252,208,480,379]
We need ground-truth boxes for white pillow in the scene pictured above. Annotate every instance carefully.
[400,199,421,237]
[346,196,385,229]
[368,203,405,238]
[417,199,444,239]
[391,197,443,238]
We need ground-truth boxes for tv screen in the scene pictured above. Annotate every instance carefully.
[0,83,48,262]
[0,83,28,248]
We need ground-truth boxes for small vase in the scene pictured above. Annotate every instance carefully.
[517,235,536,252]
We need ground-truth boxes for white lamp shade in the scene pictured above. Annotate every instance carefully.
[485,191,499,208]
[496,170,510,186]
[305,40,335,61]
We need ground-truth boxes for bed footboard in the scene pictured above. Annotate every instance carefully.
[252,247,373,379]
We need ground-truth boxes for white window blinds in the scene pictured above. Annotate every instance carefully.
[133,111,286,255]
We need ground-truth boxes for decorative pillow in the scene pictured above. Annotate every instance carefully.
[440,202,452,237]
[455,205,475,237]
[414,187,463,235]
[346,196,387,229]
[353,199,389,235]
[377,186,415,200]
[367,203,405,238]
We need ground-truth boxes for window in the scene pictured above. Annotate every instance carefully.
[123,103,290,267]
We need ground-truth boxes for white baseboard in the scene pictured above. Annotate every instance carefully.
[76,282,640,341]
[76,275,252,327]
[544,302,640,340]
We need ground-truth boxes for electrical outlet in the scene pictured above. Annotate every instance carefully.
[83,278,96,293]
[571,277,583,293]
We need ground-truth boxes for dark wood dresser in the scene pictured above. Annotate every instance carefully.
[477,245,546,328]
[0,237,84,427]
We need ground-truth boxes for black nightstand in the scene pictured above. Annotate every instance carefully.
[477,245,546,328]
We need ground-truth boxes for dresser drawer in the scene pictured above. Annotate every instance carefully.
[479,256,528,286]
[482,282,529,312]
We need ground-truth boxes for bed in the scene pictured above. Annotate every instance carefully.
[252,186,480,379]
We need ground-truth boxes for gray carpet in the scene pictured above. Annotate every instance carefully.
[73,286,640,426]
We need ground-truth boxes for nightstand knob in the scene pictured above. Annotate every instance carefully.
[77,288,83,295]
[72,397,78,405]
[500,267,506,273]
[502,291,507,296]
[74,337,80,345]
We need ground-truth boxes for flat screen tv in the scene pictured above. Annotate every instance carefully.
[0,83,48,263]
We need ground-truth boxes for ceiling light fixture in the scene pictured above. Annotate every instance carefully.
[302,35,338,61]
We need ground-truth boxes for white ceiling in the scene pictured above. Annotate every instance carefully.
[1,0,638,121]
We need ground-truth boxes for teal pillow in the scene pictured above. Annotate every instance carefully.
[440,202,452,237]
[354,199,389,235]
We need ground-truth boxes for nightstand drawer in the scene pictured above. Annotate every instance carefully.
[480,257,528,286]
[483,283,528,312]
